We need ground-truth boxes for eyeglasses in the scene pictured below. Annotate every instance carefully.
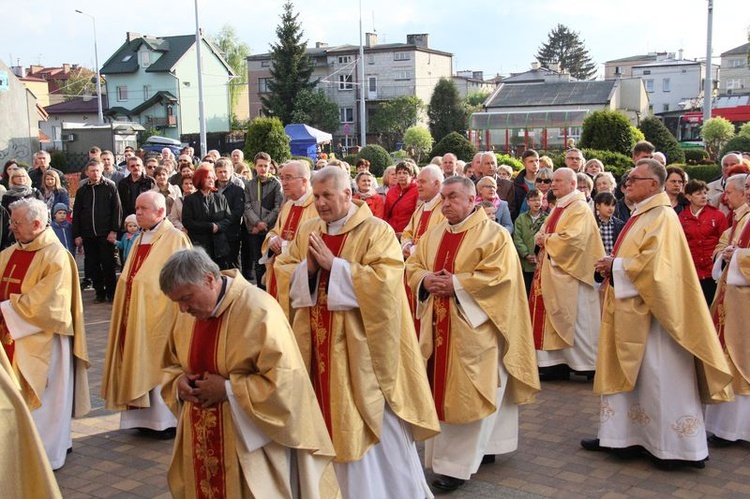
[536,178,552,184]
[279,176,303,183]
[566,157,582,161]
[625,176,656,184]
[9,219,30,227]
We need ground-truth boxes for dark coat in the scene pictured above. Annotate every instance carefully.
[72,178,122,238]
[182,190,233,261]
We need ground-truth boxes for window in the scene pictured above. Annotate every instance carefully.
[662,78,670,92]
[642,70,651,75]
[338,56,352,64]
[644,79,654,92]
[727,78,741,89]
[614,66,622,75]
[143,85,151,100]
[340,107,354,123]
[394,71,412,80]
[368,76,377,92]
[394,52,410,61]
[663,103,670,112]
[730,59,745,68]
[338,74,353,90]
[367,54,375,65]
[258,78,271,93]
[117,86,128,101]
[140,51,150,67]
[261,60,270,68]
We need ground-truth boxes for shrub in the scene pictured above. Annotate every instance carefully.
[495,154,523,171]
[701,117,735,161]
[579,148,634,178]
[579,110,637,156]
[243,117,291,163]
[683,164,721,183]
[720,136,750,158]
[356,144,391,177]
[683,148,709,165]
[739,122,750,139]
[50,150,68,173]
[402,125,434,164]
[430,132,476,162]
[639,116,685,164]
[343,154,359,166]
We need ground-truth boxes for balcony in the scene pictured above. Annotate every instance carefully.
[145,116,177,128]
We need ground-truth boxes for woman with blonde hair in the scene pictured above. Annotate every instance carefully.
[41,169,70,212]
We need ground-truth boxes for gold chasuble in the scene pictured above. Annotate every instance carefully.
[406,209,540,425]
[595,192,732,403]
[162,272,337,499]
[0,349,62,499]
[265,195,318,319]
[102,219,191,410]
[711,208,750,394]
[529,191,604,350]
[0,227,89,415]
[276,200,439,463]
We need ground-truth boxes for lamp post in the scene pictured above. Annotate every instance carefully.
[75,9,104,125]
[703,0,713,124]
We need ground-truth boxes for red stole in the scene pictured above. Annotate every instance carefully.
[712,217,750,347]
[528,205,567,349]
[0,250,38,362]
[308,233,348,437]
[118,244,153,357]
[188,315,225,499]
[406,208,437,337]
[427,229,468,421]
[268,205,306,299]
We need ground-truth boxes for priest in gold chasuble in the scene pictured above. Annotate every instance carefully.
[276,166,440,499]
[0,198,90,471]
[160,248,338,499]
[406,176,539,493]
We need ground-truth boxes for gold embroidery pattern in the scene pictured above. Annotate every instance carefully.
[627,404,651,426]
[671,415,702,438]
[192,405,223,499]
[599,399,615,422]
[310,288,328,375]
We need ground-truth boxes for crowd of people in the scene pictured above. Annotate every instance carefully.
[1,139,750,497]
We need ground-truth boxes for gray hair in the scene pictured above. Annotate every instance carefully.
[10,198,48,226]
[726,173,748,192]
[636,158,667,188]
[35,150,51,161]
[159,247,221,296]
[443,175,476,196]
[311,165,351,191]
[593,171,617,190]
[282,160,311,181]
[137,190,166,213]
[722,152,743,166]
[419,164,444,183]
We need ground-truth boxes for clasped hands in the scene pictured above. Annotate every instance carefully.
[423,269,455,298]
[307,232,335,275]
[595,256,614,278]
[177,372,227,408]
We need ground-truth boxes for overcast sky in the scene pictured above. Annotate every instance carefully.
[2,0,748,79]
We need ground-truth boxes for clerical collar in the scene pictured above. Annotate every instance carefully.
[556,189,580,208]
[326,204,357,235]
[422,193,441,211]
[448,208,477,231]
[634,193,660,213]
[141,219,162,233]
[209,276,231,317]
[294,189,312,206]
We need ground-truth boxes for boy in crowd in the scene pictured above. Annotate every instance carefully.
[51,203,75,254]
[593,192,625,257]
[513,189,548,294]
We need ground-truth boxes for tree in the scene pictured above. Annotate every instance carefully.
[638,116,685,164]
[243,117,291,163]
[402,126,434,164]
[356,145,391,177]
[428,78,468,143]
[720,136,750,159]
[430,131,476,162]
[290,89,340,132]
[535,24,597,80]
[368,96,424,151]
[211,25,250,125]
[739,122,750,139]
[579,110,637,156]
[700,117,735,161]
[464,91,490,115]
[54,66,100,101]
[261,2,316,124]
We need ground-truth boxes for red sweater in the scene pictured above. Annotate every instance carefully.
[353,192,385,219]
[384,181,418,234]
[678,204,728,279]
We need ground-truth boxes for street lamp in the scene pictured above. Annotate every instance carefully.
[75,9,104,125]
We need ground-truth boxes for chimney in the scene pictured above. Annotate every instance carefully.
[406,34,429,49]
[678,48,684,60]
[531,61,540,70]
[365,32,378,48]
[29,64,43,75]
[62,63,71,73]
[315,42,328,49]
[126,32,142,42]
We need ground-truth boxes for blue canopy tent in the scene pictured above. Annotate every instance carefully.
[284,124,333,161]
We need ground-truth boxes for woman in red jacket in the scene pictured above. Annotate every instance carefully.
[679,179,729,305]
[384,161,419,239]
[353,171,384,219]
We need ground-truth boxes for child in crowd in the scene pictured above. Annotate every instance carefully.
[513,190,548,295]
[51,203,75,254]
[117,214,140,265]
[546,190,557,210]
[594,192,625,256]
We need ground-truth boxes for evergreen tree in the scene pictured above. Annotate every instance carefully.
[579,110,636,156]
[261,2,316,124]
[638,116,685,164]
[428,78,468,143]
[535,24,597,80]
[211,25,250,124]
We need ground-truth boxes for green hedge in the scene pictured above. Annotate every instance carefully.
[356,145,391,177]
[683,149,709,165]
[682,164,721,182]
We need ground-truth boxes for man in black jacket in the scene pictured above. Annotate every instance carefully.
[73,160,123,302]
[215,158,246,269]
[117,157,155,225]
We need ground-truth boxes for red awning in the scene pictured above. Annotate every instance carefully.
[713,106,750,122]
